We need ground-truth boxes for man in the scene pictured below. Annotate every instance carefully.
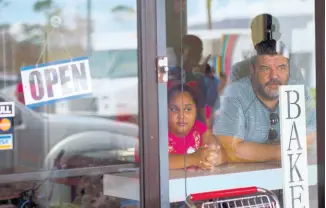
[213,39,316,163]
[182,34,205,81]
[228,13,305,85]
[181,34,214,123]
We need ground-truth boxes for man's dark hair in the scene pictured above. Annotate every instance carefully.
[255,39,277,55]
[251,39,290,66]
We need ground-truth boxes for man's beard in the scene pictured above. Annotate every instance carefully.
[254,78,287,100]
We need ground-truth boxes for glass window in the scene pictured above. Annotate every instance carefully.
[0,1,140,207]
[165,0,318,207]
[90,49,138,79]
[0,73,19,89]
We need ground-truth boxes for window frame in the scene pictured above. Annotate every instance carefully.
[137,0,169,207]
[315,0,325,207]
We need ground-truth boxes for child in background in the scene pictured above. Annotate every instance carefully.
[197,64,220,129]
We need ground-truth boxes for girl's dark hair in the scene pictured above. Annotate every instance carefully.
[168,83,198,106]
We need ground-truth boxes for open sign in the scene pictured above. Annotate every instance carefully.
[21,57,92,108]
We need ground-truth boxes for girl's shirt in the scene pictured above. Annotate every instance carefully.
[168,120,207,154]
[134,120,208,163]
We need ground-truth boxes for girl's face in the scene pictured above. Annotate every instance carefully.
[168,91,197,137]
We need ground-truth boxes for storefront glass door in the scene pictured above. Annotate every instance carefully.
[164,0,321,207]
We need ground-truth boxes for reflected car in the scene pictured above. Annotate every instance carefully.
[0,93,138,176]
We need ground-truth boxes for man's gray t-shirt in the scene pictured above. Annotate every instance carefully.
[213,77,316,143]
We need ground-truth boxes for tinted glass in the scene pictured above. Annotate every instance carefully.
[165,0,318,207]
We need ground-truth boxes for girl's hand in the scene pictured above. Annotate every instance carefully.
[206,143,228,167]
[193,145,219,170]
[196,144,227,170]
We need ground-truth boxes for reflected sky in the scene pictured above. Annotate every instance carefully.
[0,0,137,33]
[0,0,314,34]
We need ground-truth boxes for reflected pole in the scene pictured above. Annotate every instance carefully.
[2,29,6,73]
[87,0,92,55]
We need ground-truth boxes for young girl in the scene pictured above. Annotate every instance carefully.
[126,84,226,208]
[134,83,226,168]
[167,83,225,170]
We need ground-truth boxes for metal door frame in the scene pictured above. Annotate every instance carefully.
[137,0,169,207]
[315,0,325,207]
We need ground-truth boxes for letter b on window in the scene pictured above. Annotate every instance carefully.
[286,90,301,119]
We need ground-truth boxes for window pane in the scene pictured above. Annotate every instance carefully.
[166,0,318,207]
[0,1,140,207]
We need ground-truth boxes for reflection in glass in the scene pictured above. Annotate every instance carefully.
[0,1,139,207]
[166,0,318,207]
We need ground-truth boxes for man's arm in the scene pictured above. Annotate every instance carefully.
[219,132,316,163]
[218,135,281,163]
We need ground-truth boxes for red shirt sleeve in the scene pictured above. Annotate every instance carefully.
[16,82,23,93]
[194,120,208,135]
